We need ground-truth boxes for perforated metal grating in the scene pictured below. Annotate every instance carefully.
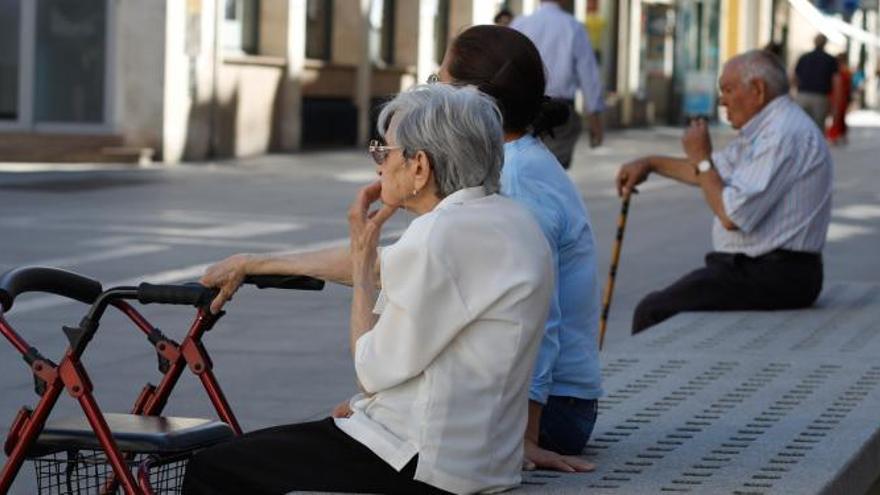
[519,282,880,494]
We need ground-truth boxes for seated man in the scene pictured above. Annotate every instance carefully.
[183,84,554,494]
[616,49,832,334]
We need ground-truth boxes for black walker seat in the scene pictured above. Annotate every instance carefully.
[30,413,235,456]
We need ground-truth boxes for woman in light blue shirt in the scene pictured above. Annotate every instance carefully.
[437,25,603,472]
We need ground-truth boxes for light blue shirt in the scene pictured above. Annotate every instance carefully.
[711,95,833,257]
[502,134,603,403]
[511,2,605,112]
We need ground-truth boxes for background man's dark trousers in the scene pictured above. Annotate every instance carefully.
[632,250,823,334]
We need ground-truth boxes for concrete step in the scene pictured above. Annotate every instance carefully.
[99,146,155,165]
[0,133,154,164]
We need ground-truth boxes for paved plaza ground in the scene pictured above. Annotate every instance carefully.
[1,116,879,493]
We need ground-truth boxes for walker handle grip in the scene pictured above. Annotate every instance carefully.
[243,275,325,291]
[137,283,217,307]
[0,266,102,312]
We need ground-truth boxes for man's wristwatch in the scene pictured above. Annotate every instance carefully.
[696,159,713,175]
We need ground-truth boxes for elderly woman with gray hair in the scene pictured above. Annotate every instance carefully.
[184,84,554,495]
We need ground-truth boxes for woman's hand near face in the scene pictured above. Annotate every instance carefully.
[348,181,398,284]
[348,182,398,368]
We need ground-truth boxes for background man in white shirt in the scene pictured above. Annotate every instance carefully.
[616,49,832,334]
[512,0,605,169]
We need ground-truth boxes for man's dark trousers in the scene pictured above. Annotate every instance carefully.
[632,250,823,334]
[542,99,580,169]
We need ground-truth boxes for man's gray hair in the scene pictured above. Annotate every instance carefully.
[377,84,504,198]
[731,49,790,98]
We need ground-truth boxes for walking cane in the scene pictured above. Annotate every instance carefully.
[598,193,631,350]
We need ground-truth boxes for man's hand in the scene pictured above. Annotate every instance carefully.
[682,118,713,165]
[200,253,252,314]
[588,113,604,148]
[616,157,651,197]
[523,438,595,473]
[330,399,353,418]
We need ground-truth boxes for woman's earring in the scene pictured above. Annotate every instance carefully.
[412,188,418,197]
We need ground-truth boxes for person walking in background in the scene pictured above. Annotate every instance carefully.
[584,0,606,63]
[494,8,514,26]
[794,34,838,130]
[874,57,880,101]
[762,41,785,60]
[851,62,866,109]
[827,52,852,145]
[512,0,605,169]
[616,50,832,334]
[438,25,602,473]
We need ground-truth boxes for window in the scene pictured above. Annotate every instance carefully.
[0,0,20,120]
[434,0,449,66]
[305,0,332,60]
[380,0,395,66]
[223,0,259,54]
[34,0,107,123]
[369,0,395,66]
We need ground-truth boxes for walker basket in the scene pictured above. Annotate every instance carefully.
[31,449,188,495]
[25,413,234,495]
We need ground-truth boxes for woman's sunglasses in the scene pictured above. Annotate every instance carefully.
[368,139,402,165]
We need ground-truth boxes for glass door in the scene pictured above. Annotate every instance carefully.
[673,0,721,123]
[0,0,112,132]
[33,0,109,126]
[0,0,21,123]
[641,1,677,123]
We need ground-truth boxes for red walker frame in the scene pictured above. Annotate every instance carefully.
[1,300,239,494]
[0,274,234,494]
[0,267,321,494]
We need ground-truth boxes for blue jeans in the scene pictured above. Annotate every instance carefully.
[538,396,598,455]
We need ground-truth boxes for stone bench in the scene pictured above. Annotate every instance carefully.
[519,281,880,494]
[293,281,880,494]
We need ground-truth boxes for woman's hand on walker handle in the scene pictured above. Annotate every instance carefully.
[200,253,251,314]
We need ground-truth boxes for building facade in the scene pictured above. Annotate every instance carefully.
[615,0,879,125]
[0,0,877,164]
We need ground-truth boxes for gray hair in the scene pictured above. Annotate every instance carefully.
[730,49,790,98]
[377,84,504,198]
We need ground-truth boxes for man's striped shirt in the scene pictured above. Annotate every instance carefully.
[711,95,833,257]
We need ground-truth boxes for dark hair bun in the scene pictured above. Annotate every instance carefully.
[532,97,570,138]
